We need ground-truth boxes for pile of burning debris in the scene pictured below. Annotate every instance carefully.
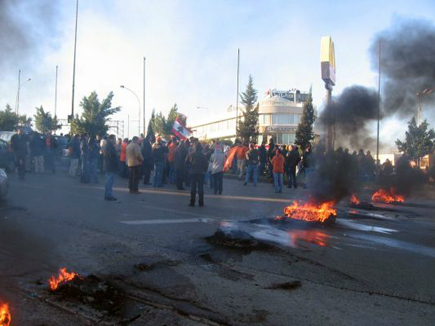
[48,268,125,314]
[275,200,337,224]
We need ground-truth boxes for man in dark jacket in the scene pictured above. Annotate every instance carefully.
[10,128,28,180]
[244,143,260,186]
[259,141,267,175]
[286,145,301,188]
[68,135,80,177]
[80,133,90,183]
[103,134,118,201]
[30,132,45,174]
[44,132,57,173]
[186,142,208,207]
[141,137,153,185]
[175,142,187,190]
[151,137,166,187]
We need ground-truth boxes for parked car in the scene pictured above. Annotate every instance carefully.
[0,131,16,143]
[0,168,9,199]
[0,139,15,172]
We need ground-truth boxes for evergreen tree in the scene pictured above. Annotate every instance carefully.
[396,117,435,163]
[0,105,19,131]
[146,109,156,142]
[71,91,120,136]
[0,104,31,131]
[237,75,259,143]
[34,106,59,133]
[153,111,167,138]
[151,104,188,139]
[295,89,315,150]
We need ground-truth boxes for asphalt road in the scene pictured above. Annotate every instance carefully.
[0,168,434,325]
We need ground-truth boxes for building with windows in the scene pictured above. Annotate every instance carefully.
[189,88,313,144]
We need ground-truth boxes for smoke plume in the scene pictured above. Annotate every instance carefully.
[370,18,435,119]
[0,0,60,75]
[319,86,379,149]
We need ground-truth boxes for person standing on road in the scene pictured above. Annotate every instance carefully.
[151,137,166,188]
[44,132,57,174]
[88,136,100,183]
[119,138,129,178]
[103,134,118,201]
[141,137,153,185]
[285,145,300,189]
[10,128,28,180]
[126,136,143,194]
[244,143,259,187]
[30,132,45,174]
[210,144,225,195]
[68,134,80,177]
[186,142,208,207]
[175,142,187,190]
[80,133,91,183]
[272,149,285,193]
[259,141,267,176]
[167,138,178,184]
[267,138,276,180]
[236,142,249,180]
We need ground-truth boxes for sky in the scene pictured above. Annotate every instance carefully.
[0,0,434,149]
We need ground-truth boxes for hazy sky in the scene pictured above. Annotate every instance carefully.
[0,0,434,146]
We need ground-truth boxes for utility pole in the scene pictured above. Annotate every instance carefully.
[70,0,79,124]
[16,69,21,115]
[376,40,381,163]
[236,48,240,136]
[143,57,146,137]
[55,65,58,118]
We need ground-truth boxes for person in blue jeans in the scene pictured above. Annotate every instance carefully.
[88,136,100,183]
[152,137,166,187]
[272,149,285,193]
[244,143,259,186]
[103,135,119,201]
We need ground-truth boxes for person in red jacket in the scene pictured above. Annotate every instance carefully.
[119,138,128,178]
[272,149,285,193]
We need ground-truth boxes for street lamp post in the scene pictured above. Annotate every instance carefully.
[120,85,141,136]
[15,70,31,116]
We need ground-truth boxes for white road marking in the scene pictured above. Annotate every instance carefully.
[119,218,212,225]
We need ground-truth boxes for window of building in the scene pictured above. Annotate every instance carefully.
[275,133,296,144]
[272,114,295,125]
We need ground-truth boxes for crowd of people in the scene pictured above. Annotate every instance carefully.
[8,127,434,205]
[10,128,58,180]
[64,134,316,202]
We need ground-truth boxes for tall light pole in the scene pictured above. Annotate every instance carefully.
[55,65,58,118]
[143,57,146,137]
[236,49,240,132]
[70,0,79,124]
[376,40,382,163]
[15,70,31,116]
[120,85,141,136]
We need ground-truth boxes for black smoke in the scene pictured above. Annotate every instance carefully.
[319,86,379,149]
[370,18,435,119]
[0,0,60,75]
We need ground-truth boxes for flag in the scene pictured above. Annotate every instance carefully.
[172,117,191,140]
[223,146,238,172]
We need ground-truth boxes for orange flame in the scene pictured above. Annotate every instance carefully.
[278,200,337,223]
[350,194,361,205]
[49,268,80,291]
[0,303,11,326]
[371,188,404,203]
